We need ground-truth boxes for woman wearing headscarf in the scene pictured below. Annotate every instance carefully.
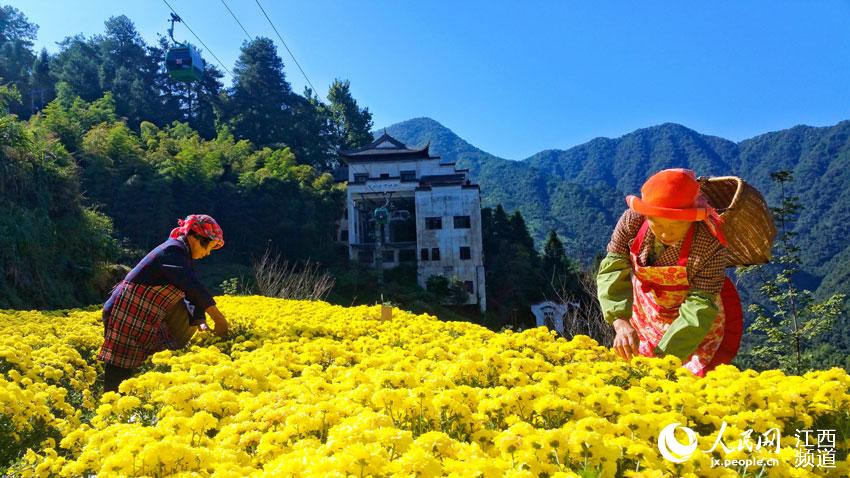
[98,214,230,392]
[596,169,743,377]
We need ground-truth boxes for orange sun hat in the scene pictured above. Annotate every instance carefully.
[626,168,728,246]
[626,168,711,221]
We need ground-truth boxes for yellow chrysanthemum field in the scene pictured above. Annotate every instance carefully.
[1,296,849,477]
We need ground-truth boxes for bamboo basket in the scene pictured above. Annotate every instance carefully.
[698,176,776,267]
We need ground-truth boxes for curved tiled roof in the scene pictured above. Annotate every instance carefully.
[339,133,437,161]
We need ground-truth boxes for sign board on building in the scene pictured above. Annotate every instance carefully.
[366,183,401,192]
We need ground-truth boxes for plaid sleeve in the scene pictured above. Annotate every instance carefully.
[688,225,727,295]
[607,209,644,256]
[159,246,216,313]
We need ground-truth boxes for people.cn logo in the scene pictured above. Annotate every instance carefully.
[657,422,699,463]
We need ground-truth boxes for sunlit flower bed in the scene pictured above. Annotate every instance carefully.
[1,296,849,477]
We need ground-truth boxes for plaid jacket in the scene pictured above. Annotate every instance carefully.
[103,237,215,325]
[98,281,184,368]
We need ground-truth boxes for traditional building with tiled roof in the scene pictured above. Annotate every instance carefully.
[336,132,486,312]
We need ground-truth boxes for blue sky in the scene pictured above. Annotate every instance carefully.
[10,1,850,159]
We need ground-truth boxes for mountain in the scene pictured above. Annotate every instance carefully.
[382,117,850,301]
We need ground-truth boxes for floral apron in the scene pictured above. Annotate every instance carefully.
[629,221,743,376]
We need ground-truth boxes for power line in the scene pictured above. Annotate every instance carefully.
[161,0,232,76]
[254,0,318,94]
[220,0,253,41]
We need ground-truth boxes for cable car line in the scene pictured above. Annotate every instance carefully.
[220,0,253,41]
[254,0,317,94]
[161,0,232,76]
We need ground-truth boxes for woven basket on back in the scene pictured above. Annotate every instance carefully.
[697,176,776,267]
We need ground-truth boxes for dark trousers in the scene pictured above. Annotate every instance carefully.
[104,363,135,393]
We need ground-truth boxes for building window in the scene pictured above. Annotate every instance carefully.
[380,173,390,179]
[459,246,471,260]
[382,250,395,262]
[340,230,349,242]
[420,248,429,261]
[401,170,416,182]
[425,217,442,229]
[431,247,440,261]
[399,249,416,262]
[354,173,368,183]
[453,215,471,228]
[464,281,474,293]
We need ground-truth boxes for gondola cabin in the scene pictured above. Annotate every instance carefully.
[166,45,204,82]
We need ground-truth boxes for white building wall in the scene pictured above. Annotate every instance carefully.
[347,158,457,183]
[414,185,486,311]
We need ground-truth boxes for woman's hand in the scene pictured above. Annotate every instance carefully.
[205,305,229,337]
[612,318,640,361]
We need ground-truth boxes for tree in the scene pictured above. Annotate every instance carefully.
[481,206,547,329]
[0,83,19,112]
[0,6,38,45]
[37,85,117,153]
[28,48,54,113]
[0,110,118,308]
[227,37,293,147]
[744,171,846,374]
[543,229,566,267]
[51,35,103,102]
[426,275,469,306]
[0,6,38,117]
[285,87,335,169]
[543,229,582,299]
[326,79,373,152]
[188,65,225,139]
[97,16,161,129]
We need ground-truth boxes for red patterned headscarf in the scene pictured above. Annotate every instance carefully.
[169,214,224,249]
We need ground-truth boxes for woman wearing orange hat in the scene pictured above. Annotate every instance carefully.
[596,169,742,377]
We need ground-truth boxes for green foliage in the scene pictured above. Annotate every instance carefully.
[227,37,293,148]
[0,6,372,310]
[0,111,118,307]
[741,171,846,374]
[326,78,374,152]
[0,83,19,112]
[543,229,583,300]
[36,87,117,152]
[0,5,37,117]
[480,206,551,328]
[219,277,248,296]
[2,78,346,307]
[425,275,469,306]
[0,5,38,45]
[51,35,103,102]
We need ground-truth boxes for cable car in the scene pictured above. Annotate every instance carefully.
[165,13,205,82]
[374,207,390,225]
[166,45,204,82]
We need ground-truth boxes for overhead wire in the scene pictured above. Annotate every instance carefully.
[219,0,253,41]
[254,0,318,94]
[161,0,232,76]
